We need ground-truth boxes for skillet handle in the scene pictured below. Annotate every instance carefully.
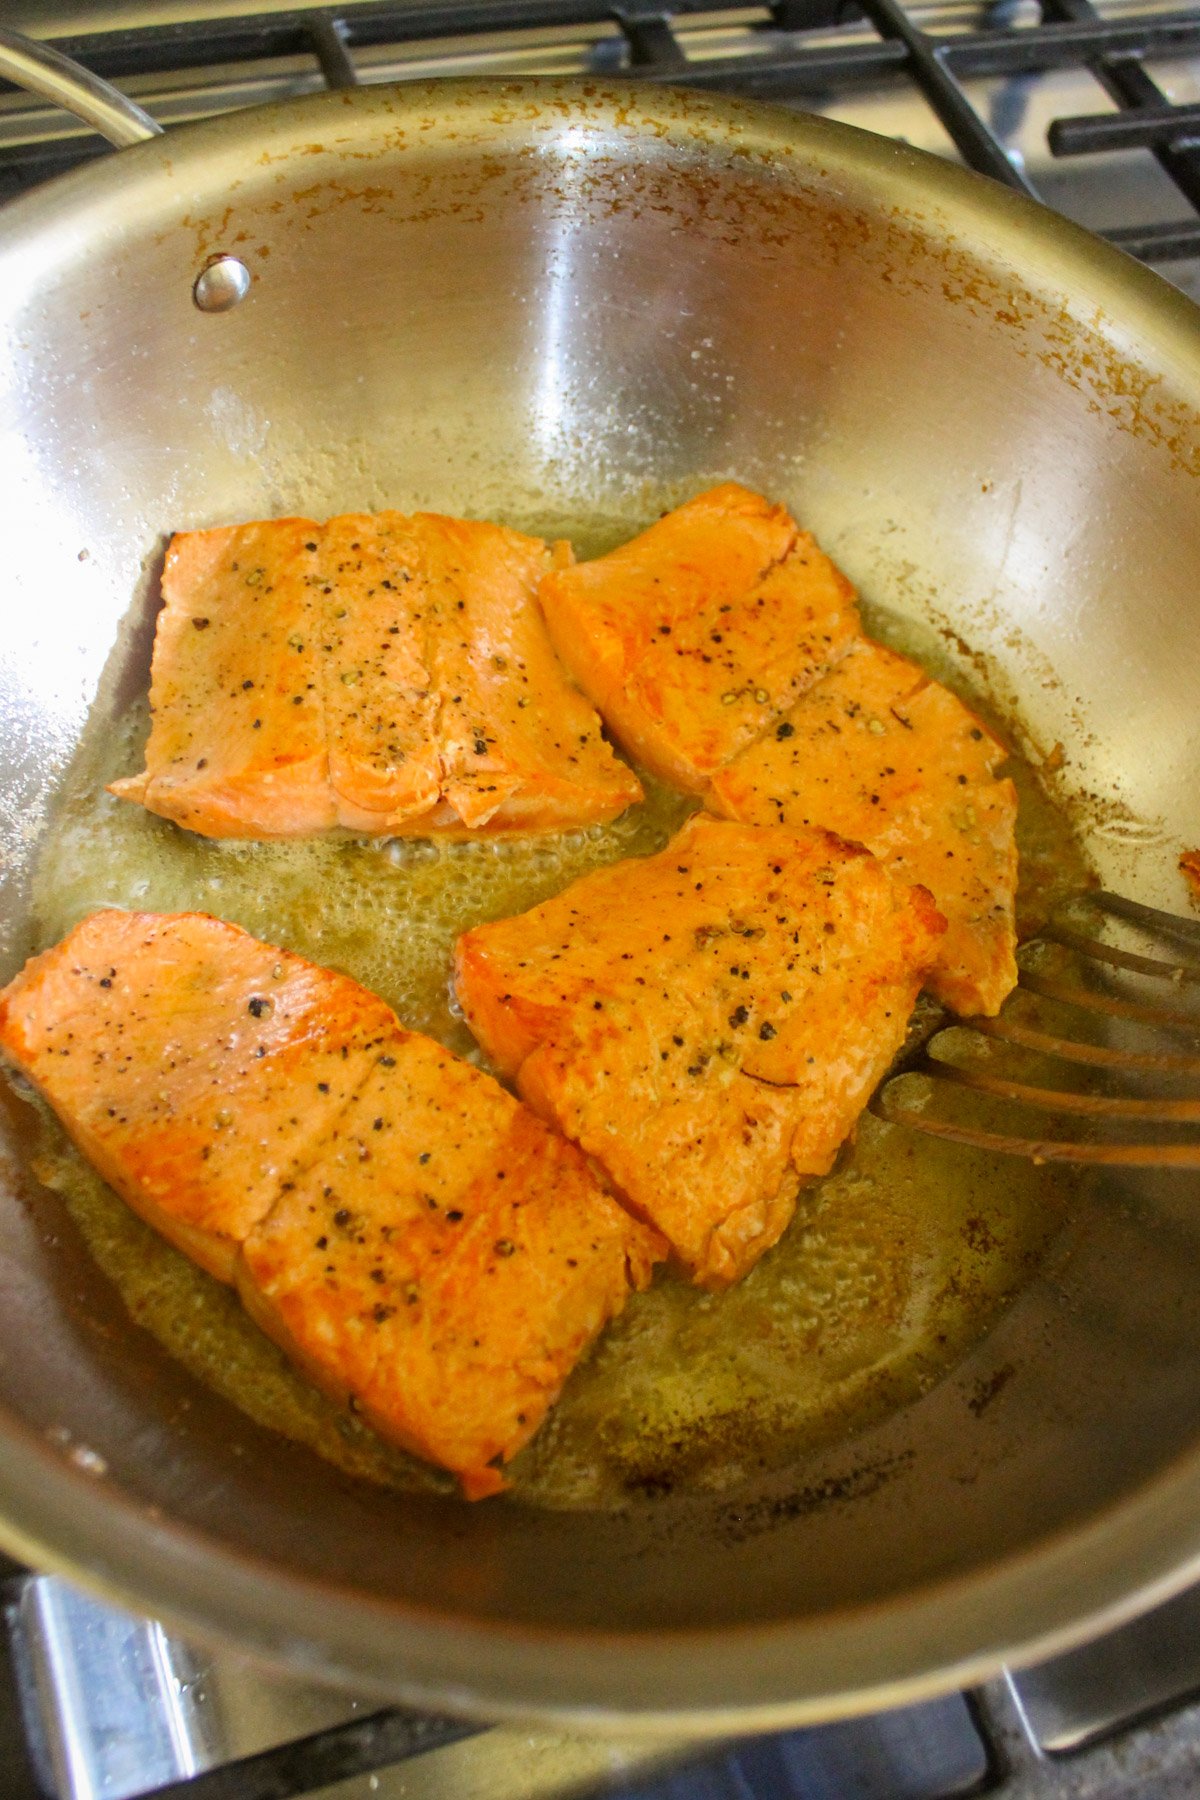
[0,25,162,148]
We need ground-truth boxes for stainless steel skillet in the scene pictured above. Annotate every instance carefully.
[2,30,1200,1734]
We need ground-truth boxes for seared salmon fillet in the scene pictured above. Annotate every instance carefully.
[537,484,861,792]
[708,638,1019,1017]
[110,510,641,840]
[0,911,392,1280]
[109,520,337,837]
[319,511,443,828]
[455,814,945,1288]
[239,1044,662,1500]
[0,911,663,1495]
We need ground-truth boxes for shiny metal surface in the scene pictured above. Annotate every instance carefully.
[192,251,252,311]
[7,1,1200,307]
[317,1728,706,1800]
[10,1576,486,1799]
[0,24,161,147]
[302,1678,1200,1800]
[973,1677,1200,1797]
[1005,1582,1200,1754]
[876,889,1200,1165]
[13,1577,210,1798]
[3,79,1200,1728]
[23,1569,1200,1800]
[13,1573,991,1800]
[8,1576,703,1798]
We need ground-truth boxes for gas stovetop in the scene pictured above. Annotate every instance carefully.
[8,1553,1200,1799]
[4,6,1200,1798]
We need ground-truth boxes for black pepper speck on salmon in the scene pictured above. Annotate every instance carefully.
[455,815,945,1288]
[708,637,1018,1016]
[537,483,860,792]
[110,511,641,840]
[0,911,663,1498]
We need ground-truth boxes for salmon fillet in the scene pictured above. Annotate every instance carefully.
[109,520,337,837]
[239,1045,661,1500]
[455,814,945,1288]
[0,912,663,1496]
[708,638,1019,1017]
[320,512,443,828]
[0,912,392,1280]
[110,511,641,840]
[536,484,861,792]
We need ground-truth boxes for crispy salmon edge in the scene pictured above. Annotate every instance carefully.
[234,1250,514,1499]
[235,1172,666,1501]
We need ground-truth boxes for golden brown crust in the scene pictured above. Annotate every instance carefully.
[537,483,860,791]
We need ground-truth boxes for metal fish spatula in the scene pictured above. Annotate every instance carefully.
[872,890,1200,1167]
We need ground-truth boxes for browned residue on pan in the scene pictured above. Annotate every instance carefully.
[1180,850,1200,908]
[164,82,1200,488]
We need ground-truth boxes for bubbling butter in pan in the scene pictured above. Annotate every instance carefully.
[24,576,1090,1510]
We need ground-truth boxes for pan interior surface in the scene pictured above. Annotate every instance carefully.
[21,624,1085,1512]
[2,80,1200,1723]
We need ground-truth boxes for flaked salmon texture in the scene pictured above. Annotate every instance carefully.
[110,510,642,840]
[455,814,946,1290]
[708,637,1019,1017]
[0,911,664,1498]
[537,482,861,792]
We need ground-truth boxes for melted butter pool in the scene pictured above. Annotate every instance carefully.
[23,575,1089,1510]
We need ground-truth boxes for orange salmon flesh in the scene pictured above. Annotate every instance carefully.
[456,814,946,1289]
[708,636,1018,1017]
[0,911,663,1497]
[537,483,861,793]
[9,485,1030,1498]
[110,511,642,840]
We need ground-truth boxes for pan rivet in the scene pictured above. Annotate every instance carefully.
[193,255,251,314]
